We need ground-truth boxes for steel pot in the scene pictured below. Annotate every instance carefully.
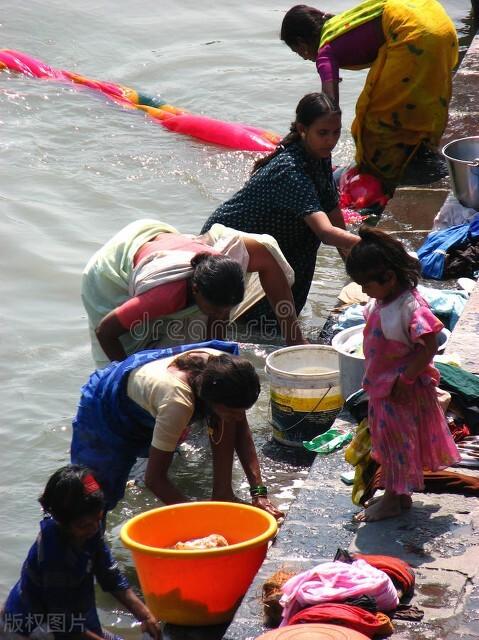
[442,136,479,210]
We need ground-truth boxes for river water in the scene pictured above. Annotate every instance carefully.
[0,1,474,636]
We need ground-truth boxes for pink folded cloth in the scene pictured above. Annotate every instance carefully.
[279,559,399,626]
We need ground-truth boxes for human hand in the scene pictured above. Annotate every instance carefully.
[140,615,162,640]
[252,495,284,521]
[391,376,411,403]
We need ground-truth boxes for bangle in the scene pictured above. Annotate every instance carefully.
[399,372,416,385]
[250,485,268,498]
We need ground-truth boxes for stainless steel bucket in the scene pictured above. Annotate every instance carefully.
[442,136,479,210]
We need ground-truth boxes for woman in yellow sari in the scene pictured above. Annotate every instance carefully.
[281,0,458,193]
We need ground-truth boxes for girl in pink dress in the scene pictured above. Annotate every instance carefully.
[346,226,460,522]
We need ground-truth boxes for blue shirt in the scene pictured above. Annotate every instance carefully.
[3,517,129,638]
[201,142,338,316]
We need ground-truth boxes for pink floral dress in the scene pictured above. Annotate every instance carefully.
[363,288,460,495]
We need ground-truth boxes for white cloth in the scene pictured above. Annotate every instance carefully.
[129,229,251,297]
[130,248,196,296]
[433,193,479,231]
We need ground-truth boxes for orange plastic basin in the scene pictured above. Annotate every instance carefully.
[120,501,277,625]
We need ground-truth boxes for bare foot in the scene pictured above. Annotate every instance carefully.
[364,494,412,510]
[354,493,402,522]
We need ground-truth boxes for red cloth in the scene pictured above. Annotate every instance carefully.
[449,421,471,442]
[288,603,393,637]
[115,279,188,330]
[353,554,415,598]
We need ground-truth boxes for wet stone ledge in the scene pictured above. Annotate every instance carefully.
[225,421,479,640]
[445,281,479,374]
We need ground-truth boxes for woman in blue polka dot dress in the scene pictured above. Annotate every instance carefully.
[201,92,358,333]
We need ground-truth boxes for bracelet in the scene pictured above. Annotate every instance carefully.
[250,484,268,498]
[399,372,416,385]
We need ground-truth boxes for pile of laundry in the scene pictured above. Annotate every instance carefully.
[332,281,471,333]
[418,195,479,280]
[262,549,421,637]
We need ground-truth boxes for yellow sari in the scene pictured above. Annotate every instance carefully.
[322,0,458,189]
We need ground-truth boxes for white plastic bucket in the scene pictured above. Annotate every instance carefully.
[331,324,452,400]
[331,325,367,401]
[265,345,343,448]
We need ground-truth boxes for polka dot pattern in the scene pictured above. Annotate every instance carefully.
[201,142,338,319]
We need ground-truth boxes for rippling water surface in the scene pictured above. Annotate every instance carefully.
[0,1,473,635]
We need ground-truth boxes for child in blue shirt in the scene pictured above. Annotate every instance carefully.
[2,465,160,640]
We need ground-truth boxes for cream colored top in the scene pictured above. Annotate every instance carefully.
[126,348,221,452]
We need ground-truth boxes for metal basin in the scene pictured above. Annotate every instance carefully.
[442,136,479,209]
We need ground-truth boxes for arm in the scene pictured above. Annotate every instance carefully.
[141,379,195,503]
[322,79,339,105]
[316,44,340,106]
[325,206,349,262]
[326,206,346,230]
[305,211,359,250]
[96,310,128,362]
[242,237,306,345]
[96,281,188,362]
[233,416,284,520]
[93,538,159,639]
[232,416,262,488]
[404,332,439,379]
[113,588,161,639]
[208,413,283,519]
[144,447,189,504]
[392,333,439,402]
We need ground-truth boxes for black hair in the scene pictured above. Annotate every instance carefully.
[280,5,334,51]
[187,353,261,410]
[346,225,421,289]
[252,92,340,174]
[39,464,105,525]
[191,253,245,308]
